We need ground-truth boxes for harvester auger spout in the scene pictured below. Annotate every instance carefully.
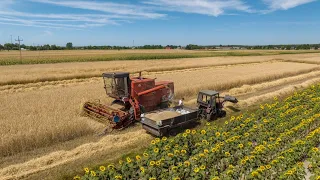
[222,95,238,104]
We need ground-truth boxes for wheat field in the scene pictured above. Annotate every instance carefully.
[0,60,319,157]
[1,52,320,86]
[0,49,316,65]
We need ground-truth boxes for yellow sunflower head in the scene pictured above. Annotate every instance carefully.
[194,167,200,173]
[149,161,155,166]
[84,167,89,173]
[184,161,190,166]
[99,166,106,172]
[90,171,96,177]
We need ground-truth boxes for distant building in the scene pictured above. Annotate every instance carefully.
[215,46,232,50]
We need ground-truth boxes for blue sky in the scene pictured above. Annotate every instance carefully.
[0,0,319,46]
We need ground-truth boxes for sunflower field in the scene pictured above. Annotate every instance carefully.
[76,84,320,180]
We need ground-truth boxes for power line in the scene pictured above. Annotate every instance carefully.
[15,36,23,61]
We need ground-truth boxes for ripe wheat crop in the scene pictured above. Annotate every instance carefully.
[0,61,318,157]
[0,49,317,65]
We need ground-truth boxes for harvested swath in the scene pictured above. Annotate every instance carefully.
[0,56,271,86]
[238,77,320,107]
[150,61,319,98]
[228,70,320,95]
[145,111,181,121]
[0,130,151,180]
[1,52,319,86]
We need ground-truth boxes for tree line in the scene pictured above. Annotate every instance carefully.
[0,42,319,51]
[0,42,182,51]
[186,44,320,50]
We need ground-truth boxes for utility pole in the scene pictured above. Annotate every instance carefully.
[10,35,12,44]
[15,36,23,61]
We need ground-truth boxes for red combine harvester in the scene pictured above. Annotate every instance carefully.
[83,72,174,130]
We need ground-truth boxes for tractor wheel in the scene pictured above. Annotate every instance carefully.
[206,113,212,121]
[219,110,226,118]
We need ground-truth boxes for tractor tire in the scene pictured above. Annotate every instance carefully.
[219,110,226,118]
[206,113,212,121]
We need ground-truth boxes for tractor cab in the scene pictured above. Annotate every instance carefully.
[197,90,225,120]
[197,90,220,109]
[102,72,130,99]
[197,90,238,120]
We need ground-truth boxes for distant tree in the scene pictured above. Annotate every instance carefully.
[0,44,3,51]
[50,44,58,50]
[285,45,292,50]
[20,44,26,49]
[4,43,13,51]
[28,46,37,51]
[185,44,201,50]
[66,42,73,49]
[42,44,50,50]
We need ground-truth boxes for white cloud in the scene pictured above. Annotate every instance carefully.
[1,0,313,30]
[30,0,166,19]
[263,0,317,10]
[0,0,169,29]
[143,0,252,17]
[0,13,110,29]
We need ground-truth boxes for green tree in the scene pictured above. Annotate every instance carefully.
[185,44,200,50]
[0,44,3,51]
[286,45,292,50]
[50,44,58,50]
[66,42,73,49]
[4,43,13,51]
